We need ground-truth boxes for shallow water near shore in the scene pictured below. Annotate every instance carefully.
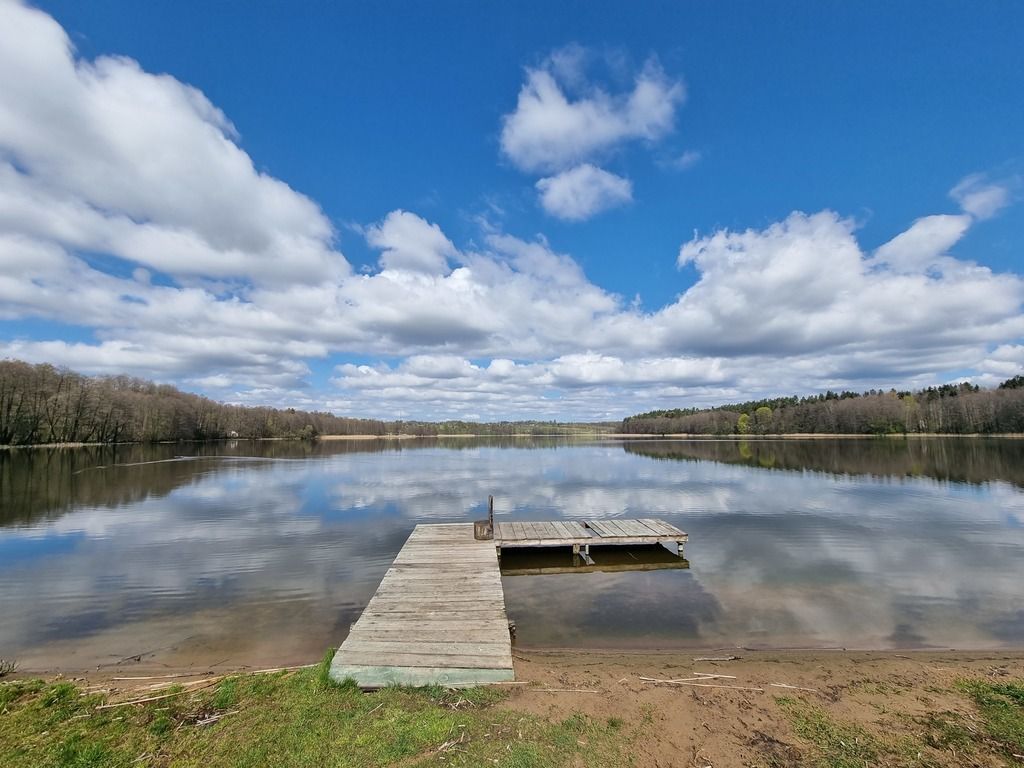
[1,437,1023,671]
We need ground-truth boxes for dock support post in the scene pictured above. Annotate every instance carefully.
[677,541,685,559]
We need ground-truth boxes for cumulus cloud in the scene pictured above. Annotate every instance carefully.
[666,206,1023,360]
[536,164,633,220]
[364,210,455,274]
[500,52,684,173]
[0,1,344,285]
[873,214,971,273]
[950,174,1013,220]
[500,47,683,222]
[0,3,1021,420]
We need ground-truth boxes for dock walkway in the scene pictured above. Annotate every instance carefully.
[330,523,515,688]
[331,517,687,688]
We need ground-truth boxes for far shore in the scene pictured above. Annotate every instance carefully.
[5,432,1024,450]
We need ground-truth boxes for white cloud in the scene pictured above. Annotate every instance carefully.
[873,214,971,273]
[499,47,683,223]
[536,164,633,220]
[365,209,455,274]
[666,208,1024,360]
[950,173,1013,220]
[500,53,684,173]
[666,149,701,171]
[0,0,344,285]
[0,3,1021,420]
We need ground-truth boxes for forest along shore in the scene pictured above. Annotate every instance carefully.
[4,360,1024,447]
[3,649,1022,767]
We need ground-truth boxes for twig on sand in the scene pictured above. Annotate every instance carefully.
[673,682,763,692]
[522,688,600,693]
[769,683,818,692]
[639,675,736,684]
[640,676,762,692]
[693,656,738,662]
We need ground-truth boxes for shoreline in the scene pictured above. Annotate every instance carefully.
[6,648,1022,767]
[4,432,1024,449]
[10,644,1023,683]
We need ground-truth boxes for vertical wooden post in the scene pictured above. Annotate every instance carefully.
[488,495,494,530]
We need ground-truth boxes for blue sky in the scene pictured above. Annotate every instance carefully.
[0,0,1022,420]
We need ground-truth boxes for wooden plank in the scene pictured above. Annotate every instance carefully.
[550,521,574,539]
[341,640,511,656]
[569,521,590,538]
[635,518,670,535]
[602,520,632,537]
[630,519,664,536]
[336,651,511,669]
[639,518,687,538]
[348,628,509,642]
[586,520,616,537]
[621,520,655,537]
[330,664,514,689]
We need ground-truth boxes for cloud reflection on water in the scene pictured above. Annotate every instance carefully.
[0,437,1022,670]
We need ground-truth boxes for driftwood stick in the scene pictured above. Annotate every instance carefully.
[95,680,220,709]
[693,656,738,662]
[242,664,316,675]
[522,688,600,693]
[112,672,214,681]
[639,675,736,684]
[769,683,818,692]
[674,682,764,692]
[196,709,239,726]
[144,676,226,691]
[640,677,762,692]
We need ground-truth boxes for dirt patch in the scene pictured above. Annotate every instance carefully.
[499,649,1024,767]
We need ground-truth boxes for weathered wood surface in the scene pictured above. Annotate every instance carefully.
[501,559,690,576]
[330,523,514,689]
[493,518,687,548]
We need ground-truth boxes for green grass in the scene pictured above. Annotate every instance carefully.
[777,697,888,768]
[0,652,632,768]
[957,679,1024,760]
[778,678,1024,767]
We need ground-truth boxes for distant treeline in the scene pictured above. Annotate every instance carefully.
[621,377,1024,435]
[0,360,612,446]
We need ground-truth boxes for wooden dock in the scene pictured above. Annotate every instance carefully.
[494,518,687,561]
[330,523,515,689]
[331,517,687,689]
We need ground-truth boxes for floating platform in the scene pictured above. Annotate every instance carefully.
[330,517,687,689]
[494,518,687,558]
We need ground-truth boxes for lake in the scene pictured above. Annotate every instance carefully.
[1,437,1023,672]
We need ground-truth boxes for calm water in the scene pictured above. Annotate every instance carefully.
[1,437,1023,672]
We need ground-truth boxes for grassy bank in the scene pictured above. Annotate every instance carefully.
[2,651,1023,767]
[0,653,631,768]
